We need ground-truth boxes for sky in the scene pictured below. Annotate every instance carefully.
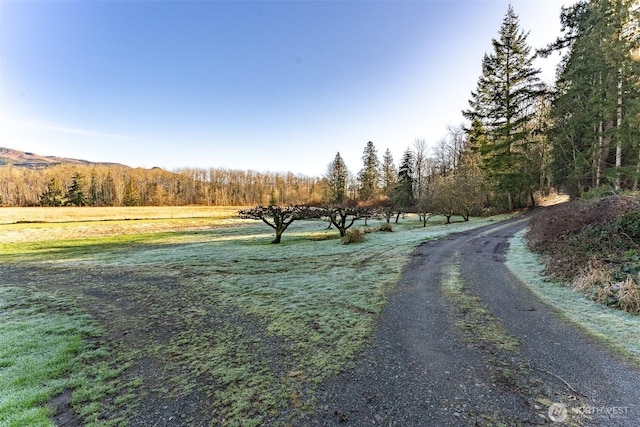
[0,0,572,177]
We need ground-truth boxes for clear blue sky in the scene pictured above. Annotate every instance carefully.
[1,0,570,176]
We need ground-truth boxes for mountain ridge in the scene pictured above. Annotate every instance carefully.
[0,147,129,169]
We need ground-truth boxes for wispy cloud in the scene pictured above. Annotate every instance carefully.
[1,117,142,141]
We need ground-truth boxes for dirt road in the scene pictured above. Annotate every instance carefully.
[310,218,640,426]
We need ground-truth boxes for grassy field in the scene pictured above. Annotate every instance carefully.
[0,206,244,225]
[0,207,513,426]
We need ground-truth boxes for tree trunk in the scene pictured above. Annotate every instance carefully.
[596,121,603,187]
[615,70,623,190]
[634,146,640,191]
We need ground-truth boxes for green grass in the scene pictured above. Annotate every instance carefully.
[0,232,184,262]
[442,257,520,352]
[1,213,515,425]
[506,229,640,364]
[0,287,102,426]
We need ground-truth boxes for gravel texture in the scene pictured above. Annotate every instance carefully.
[309,218,640,426]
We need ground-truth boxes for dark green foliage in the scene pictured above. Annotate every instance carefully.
[65,172,88,206]
[381,149,397,196]
[463,5,544,209]
[528,196,640,280]
[324,152,349,204]
[102,172,117,206]
[88,171,100,206]
[616,209,640,240]
[357,141,381,201]
[392,149,414,211]
[40,177,66,207]
[545,0,640,194]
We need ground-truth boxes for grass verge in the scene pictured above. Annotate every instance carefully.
[506,229,640,364]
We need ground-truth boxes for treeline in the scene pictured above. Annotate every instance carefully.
[0,164,323,207]
[320,130,487,225]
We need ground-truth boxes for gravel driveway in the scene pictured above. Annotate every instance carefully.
[309,218,640,426]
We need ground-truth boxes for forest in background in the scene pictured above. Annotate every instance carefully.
[1,1,639,213]
[0,163,322,207]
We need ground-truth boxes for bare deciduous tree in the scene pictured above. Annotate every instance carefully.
[239,205,322,243]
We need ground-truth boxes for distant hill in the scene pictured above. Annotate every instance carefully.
[0,147,128,169]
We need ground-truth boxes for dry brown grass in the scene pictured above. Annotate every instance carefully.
[0,206,246,224]
[568,261,640,314]
[571,260,612,293]
[0,206,249,244]
[620,276,640,313]
[341,228,365,244]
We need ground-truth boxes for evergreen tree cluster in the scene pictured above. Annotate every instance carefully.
[544,0,640,195]
[464,0,640,203]
[40,173,88,207]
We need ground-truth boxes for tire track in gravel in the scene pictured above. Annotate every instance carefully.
[309,217,640,426]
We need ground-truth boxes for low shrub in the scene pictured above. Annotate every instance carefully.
[528,195,640,315]
[579,184,615,200]
[341,228,364,244]
[616,209,640,240]
[378,222,393,232]
[528,195,639,251]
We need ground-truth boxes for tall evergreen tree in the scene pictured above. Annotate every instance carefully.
[40,177,66,207]
[463,5,543,209]
[357,141,381,201]
[65,172,87,206]
[381,148,397,195]
[324,152,349,204]
[393,149,414,210]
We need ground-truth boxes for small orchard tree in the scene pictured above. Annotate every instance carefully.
[322,205,369,237]
[239,205,322,243]
[431,175,457,224]
[415,188,437,227]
